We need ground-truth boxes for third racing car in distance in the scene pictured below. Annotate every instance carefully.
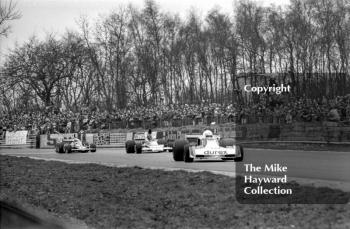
[55,138,97,154]
[172,130,244,162]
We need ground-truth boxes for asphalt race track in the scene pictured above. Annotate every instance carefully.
[1,147,350,191]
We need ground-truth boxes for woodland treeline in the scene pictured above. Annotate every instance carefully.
[1,0,350,113]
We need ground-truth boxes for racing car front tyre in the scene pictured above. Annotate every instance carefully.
[64,144,72,154]
[135,143,142,154]
[90,143,96,152]
[234,145,244,162]
[183,144,193,163]
[125,140,136,153]
[55,143,64,153]
[173,139,188,161]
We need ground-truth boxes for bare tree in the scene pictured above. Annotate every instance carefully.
[3,35,84,108]
[80,7,132,110]
[1,0,350,114]
[0,0,21,37]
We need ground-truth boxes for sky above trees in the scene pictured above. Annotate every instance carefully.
[0,0,289,63]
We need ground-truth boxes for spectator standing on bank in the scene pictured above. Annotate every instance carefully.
[328,106,340,122]
[66,120,72,133]
[286,110,293,124]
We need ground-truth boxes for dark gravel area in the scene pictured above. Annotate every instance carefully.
[1,155,350,229]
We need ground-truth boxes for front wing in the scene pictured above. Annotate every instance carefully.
[190,146,238,159]
[142,146,172,153]
[70,146,92,152]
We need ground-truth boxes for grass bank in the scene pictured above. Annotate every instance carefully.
[1,155,350,229]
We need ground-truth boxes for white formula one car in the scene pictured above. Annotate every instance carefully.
[172,130,244,162]
[55,138,97,153]
[125,132,172,154]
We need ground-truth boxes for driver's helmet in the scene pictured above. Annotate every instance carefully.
[203,130,213,138]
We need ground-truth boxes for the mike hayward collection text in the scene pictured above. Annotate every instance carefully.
[243,163,293,195]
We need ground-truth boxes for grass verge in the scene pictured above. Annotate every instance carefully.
[1,155,350,229]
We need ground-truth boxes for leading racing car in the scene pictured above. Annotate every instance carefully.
[172,130,243,162]
[55,138,96,153]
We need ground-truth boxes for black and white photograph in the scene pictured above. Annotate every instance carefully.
[1,0,350,228]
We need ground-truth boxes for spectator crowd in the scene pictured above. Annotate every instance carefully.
[1,94,350,135]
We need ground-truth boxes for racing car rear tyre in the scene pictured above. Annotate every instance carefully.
[183,144,193,163]
[125,140,136,153]
[90,143,96,152]
[234,145,244,162]
[173,139,188,161]
[135,143,142,154]
[64,144,72,154]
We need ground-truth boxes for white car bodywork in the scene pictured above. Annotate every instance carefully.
[142,139,172,153]
[63,138,90,152]
[187,135,238,159]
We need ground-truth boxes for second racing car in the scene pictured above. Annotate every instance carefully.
[125,129,172,154]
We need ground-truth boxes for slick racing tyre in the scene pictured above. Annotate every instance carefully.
[125,140,136,154]
[90,143,97,152]
[55,142,64,153]
[234,145,244,162]
[135,143,142,154]
[173,139,188,161]
[183,144,193,163]
[64,144,72,154]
